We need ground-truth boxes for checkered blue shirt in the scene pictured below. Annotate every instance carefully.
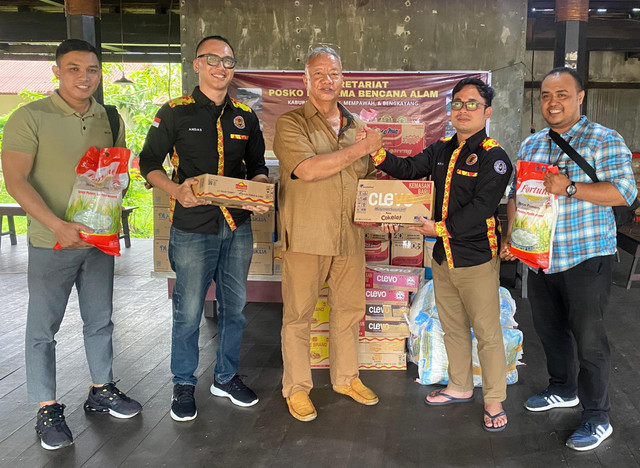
[511,116,638,273]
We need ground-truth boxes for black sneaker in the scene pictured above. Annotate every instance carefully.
[170,384,197,421]
[83,382,142,419]
[210,375,258,407]
[35,403,73,450]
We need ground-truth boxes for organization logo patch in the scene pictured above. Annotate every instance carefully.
[465,153,478,165]
[152,116,161,128]
[494,160,507,175]
[233,116,245,129]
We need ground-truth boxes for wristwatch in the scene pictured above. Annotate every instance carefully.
[566,181,577,197]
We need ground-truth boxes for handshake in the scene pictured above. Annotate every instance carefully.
[355,126,383,156]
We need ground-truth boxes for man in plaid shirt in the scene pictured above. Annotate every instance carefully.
[501,67,637,451]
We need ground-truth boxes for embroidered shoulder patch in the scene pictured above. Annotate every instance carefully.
[481,137,500,150]
[168,95,195,108]
[230,97,253,113]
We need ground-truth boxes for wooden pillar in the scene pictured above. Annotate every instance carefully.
[554,0,589,111]
[65,0,104,103]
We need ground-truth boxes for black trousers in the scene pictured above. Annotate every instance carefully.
[527,255,613,424]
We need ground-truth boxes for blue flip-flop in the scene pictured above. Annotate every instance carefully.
[425,388,475,406]
[483,410,507,432]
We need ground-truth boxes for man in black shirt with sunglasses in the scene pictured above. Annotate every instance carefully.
[140,35,269,421]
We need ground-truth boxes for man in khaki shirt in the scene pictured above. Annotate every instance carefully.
[273,45,383,422]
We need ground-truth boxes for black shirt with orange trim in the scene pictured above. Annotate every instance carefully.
[375,128,512,268]
[139,86,267,234]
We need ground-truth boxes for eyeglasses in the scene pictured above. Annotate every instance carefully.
[196,54,237,69]
[450,100,487,111]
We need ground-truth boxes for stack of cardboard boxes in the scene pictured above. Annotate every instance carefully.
[360,265,424,369]
[248,211,278,275]
[152,188,171,272]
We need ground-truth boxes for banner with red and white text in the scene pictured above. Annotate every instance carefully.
[230,70,490,158]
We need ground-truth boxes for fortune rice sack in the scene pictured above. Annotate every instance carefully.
[54,146,131,256]
[510,160,559,271]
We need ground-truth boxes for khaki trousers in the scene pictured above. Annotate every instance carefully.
[431,256,506,402]
[281,251,365,398]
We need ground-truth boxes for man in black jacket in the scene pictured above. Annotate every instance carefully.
[372,78,512,431]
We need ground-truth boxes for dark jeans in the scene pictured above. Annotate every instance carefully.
[527,255,612,425]
[168,221,253,386]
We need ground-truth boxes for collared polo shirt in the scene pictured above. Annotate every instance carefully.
[3,91,125,248]
[274,100,375,256]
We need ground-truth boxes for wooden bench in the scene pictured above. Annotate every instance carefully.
[617,222,640,289]
[0,203,26,248]
[0,203,137,249]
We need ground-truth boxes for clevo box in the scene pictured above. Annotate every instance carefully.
[249,242,273,275]
[365,303,410,321]
[361,319,410,338]
[358,337,406,353]
[354,179,434,225]
[193,174,275,209]
[365,265,424,291]
[365,288,409,306]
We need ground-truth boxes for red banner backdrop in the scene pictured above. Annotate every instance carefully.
[230,70,489,157]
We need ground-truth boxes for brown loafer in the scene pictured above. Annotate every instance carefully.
[286,391,317,422]
[333,378,379,405]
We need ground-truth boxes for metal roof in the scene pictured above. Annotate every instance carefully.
[0,60,148,94]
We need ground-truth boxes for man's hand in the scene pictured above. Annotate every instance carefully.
[175,178,211,208]
[53,221,93,249]
[499,235,517,261]
[407,216,437,237]
[355,127,366,143]
[361,126,383,155]
[379,223,400,234]
[242,205,270,214]
[544,171,571,197]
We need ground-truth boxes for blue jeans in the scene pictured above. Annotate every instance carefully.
[26,245,115,403]
[168,220,253,386]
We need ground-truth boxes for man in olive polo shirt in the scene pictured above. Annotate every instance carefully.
[273,45,383,422]
[1,39,141,451]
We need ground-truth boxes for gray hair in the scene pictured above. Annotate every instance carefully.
[304,45,342,69]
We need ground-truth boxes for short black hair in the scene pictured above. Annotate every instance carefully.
[55,39,100,64]
[196,35,235,57]
[452,77,494,107]
[542,66,584,92]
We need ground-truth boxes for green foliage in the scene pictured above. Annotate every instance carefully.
[0,63,182,239]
